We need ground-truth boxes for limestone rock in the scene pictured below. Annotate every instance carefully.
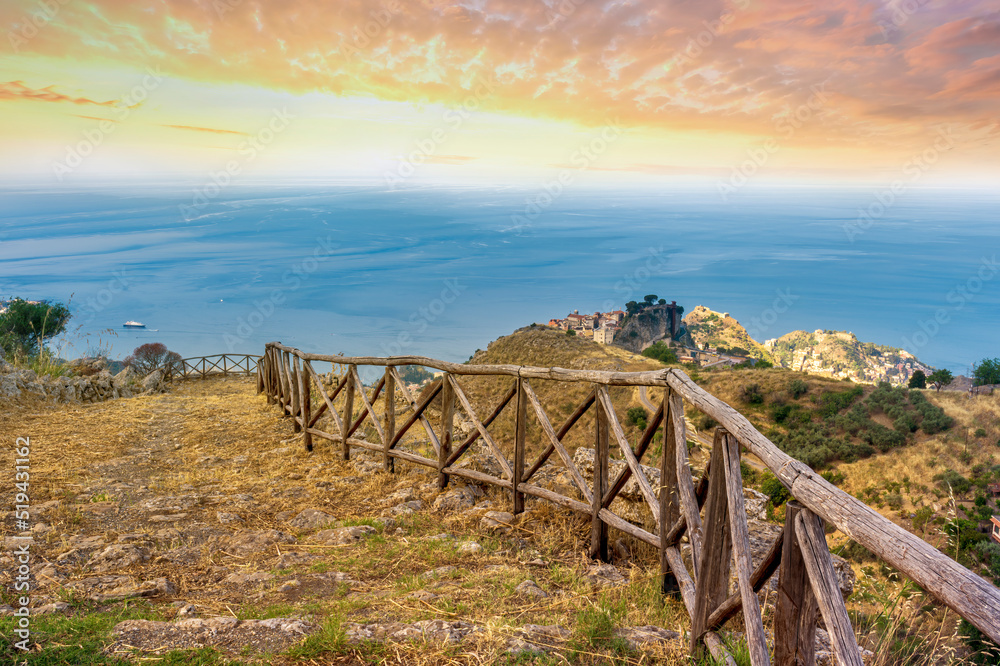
[314,525,376,545]
[287,509,336,531]
[480,511,514,534]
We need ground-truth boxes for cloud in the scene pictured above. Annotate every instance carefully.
[0,81,119,107]
[5,0,999,163]
[161,124,249,136]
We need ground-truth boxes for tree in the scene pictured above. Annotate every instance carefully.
[0,298,71,357]
[124,343,179,376]
[643,294,658,306]
[641,341,678,364]
[658,298,666,305]
[626,407,648,430]
[973,358,1000,386]
[928,369,954,391]
[908,370,926,389]
[625,301,641,316]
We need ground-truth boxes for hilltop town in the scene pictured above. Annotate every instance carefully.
[542,300,938,387]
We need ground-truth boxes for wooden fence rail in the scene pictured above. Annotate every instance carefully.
[259,341,1000,664]
[177,354,261,379]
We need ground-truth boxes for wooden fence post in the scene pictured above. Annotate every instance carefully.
[299,356,312,452]
[660,388,680,595]
[513,378,527,514]
[439,373,455,489]
[384,368,396,473]
[590,389,609,562]
[691,429,733,659]
[291,355,302,433]
[342,366,355,461]
[774,500,818,666]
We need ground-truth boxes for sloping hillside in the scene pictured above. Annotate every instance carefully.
[682,305,775,361]
[770,329,932,384]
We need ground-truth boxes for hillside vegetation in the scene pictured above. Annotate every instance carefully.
[682,306,774,361]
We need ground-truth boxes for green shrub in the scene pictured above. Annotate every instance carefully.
[641,340,678,364]
[760,471,790,507]
[740,383,764,405]
[626,406,648,430]
[789,379,808,399]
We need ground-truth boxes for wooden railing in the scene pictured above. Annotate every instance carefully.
[178,354,261,379]
[259,341,1000,665]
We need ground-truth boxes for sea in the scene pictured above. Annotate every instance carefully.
[1,181,997,375]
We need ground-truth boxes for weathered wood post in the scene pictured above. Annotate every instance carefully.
[691,429,733,659]
[291,355,302,433]
[513,377,527,514]
[384,368,396,473]
[342,366,355,461]
[438,374,455,489]
[590,389,609,562]
[660,388,680,595]
[299,355,312,452]
[774,500,818,666]
[795,510,864,666]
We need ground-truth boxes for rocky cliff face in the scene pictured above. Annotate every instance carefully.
[611,304,679,353]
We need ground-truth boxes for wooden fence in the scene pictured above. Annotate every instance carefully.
[259,341,1000,665]
[178,354,261,379]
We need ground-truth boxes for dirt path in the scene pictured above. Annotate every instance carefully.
[0,377,690,664]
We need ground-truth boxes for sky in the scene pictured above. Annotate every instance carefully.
[1,0,998,186]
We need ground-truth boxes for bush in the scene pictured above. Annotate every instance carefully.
[740,383,764,405]
[975,427,987,438]
[760,471,790,507]
[789,379,808,399]
[124,343,181,377]
[907,370,926,389]
[641,340,678,364]
[625,406,648,430]
[933,469,972,495]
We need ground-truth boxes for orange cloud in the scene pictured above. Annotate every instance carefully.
[161,124,248,136]
[0,81,119,107]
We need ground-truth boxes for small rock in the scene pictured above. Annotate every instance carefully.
[288,509,337,531]
[614,625,681,650]
[421,565,458,580]
[35,601,70,615]
[584,562,627,588]
[458,541,483,554]
[216,512,244,525]
[433,486,479,513]
[515,579,549,599]
[384,500,425,517]
[314,525,376,545]
[279,579,301,592]
[480,511,514,534]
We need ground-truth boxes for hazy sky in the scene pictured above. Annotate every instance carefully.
[2,0,998,186]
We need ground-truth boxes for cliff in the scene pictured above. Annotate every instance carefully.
[611,303,682,353]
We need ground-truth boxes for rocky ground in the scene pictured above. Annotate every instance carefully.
[0,375,859,664]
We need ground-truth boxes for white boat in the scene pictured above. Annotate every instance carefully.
[123,321,146,329]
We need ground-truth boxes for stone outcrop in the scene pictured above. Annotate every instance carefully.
[611,303,682,353]
[0,360,167,405]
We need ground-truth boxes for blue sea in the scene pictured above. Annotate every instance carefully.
[1,181,997,374]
